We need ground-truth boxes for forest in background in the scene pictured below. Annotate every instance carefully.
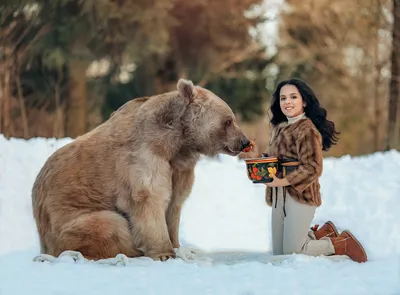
[0,0,399,157]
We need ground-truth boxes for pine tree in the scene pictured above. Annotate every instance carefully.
[103,0,270,123]
[31,0,175,137]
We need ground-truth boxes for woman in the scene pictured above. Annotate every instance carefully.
[246,78,367,263]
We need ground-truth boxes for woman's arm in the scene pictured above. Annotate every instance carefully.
[285,126,323,192]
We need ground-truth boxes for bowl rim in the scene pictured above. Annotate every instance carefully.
[244,156,278,163]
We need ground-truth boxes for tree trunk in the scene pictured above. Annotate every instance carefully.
[373,62,382,152]
[16,70,29,138]
[65,57,88,138]
[387,0,400,150]
[3,68,11,138]
[53,66,64,138]
[0,74,3,134]
[373,0,382,152]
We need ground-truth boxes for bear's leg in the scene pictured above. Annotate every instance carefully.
[39,235,48,254]
[55,210,142,260]
[166,168,195,248]
[131,189,176,261]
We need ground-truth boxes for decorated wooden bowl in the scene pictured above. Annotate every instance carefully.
[244,156,278,183]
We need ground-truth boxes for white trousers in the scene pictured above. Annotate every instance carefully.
[271,187,335,256]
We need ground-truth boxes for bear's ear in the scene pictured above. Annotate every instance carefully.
[177,78,198,104]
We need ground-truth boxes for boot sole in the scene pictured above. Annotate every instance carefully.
[342,230,368,263]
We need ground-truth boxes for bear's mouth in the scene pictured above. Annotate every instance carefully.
[223,146,241,156]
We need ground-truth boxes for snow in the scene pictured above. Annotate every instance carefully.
[0,134,400,295]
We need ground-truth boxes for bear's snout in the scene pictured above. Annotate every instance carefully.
[240,138,251,151]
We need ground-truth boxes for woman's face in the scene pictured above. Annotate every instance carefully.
[279,84,305,118]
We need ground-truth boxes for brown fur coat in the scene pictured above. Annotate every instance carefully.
[265,117,323,207]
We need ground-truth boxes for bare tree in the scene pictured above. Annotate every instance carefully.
[0,6,48,138]
[387,0,400,150]
[274,0,393,156]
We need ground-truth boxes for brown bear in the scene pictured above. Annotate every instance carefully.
[31,78,250,262]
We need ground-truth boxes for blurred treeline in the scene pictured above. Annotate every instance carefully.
[0,0,399,157]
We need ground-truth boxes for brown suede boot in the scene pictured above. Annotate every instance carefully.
[330,230,368,263]
[310,221,339,239]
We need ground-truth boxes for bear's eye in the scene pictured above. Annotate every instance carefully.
[225,119,232,127]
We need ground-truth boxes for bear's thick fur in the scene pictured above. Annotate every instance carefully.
[32,79,250,261]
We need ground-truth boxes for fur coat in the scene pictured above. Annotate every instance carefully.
[265,117,323,207]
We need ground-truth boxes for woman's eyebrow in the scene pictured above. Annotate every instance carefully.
[280,92,298,97]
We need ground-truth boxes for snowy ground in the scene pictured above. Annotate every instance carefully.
[0,134,400,295]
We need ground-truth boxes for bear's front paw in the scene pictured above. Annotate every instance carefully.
[148,249,176,262]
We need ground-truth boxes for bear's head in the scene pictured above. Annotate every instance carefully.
[177,79,251,157]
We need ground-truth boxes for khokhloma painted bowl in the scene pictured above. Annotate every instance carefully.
[244,156,278,183]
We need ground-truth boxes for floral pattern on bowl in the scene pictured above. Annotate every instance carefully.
[244,157,278,183]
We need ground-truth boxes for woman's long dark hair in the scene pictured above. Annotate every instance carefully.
[270,78,340,151]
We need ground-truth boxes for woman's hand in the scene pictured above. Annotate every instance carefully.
[265,174,290,187]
